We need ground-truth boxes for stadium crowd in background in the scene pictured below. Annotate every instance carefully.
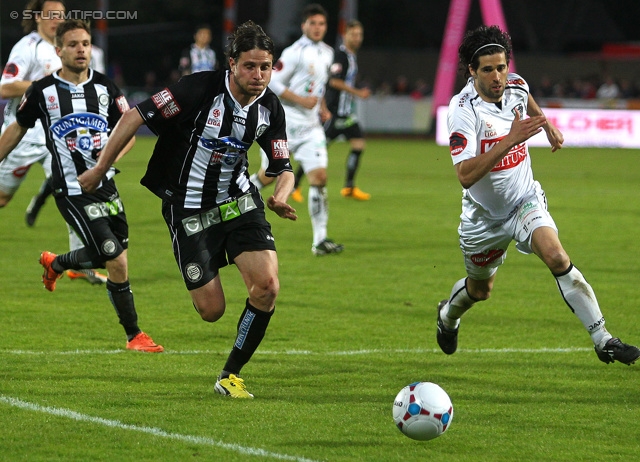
[0,18,164,352]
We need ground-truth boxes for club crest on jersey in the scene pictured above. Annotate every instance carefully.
[99,94,109,106]
[511,103,524,120]
[255,124,268,138]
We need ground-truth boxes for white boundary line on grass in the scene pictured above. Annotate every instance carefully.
[2,346,593,356]
[0,395,320,462]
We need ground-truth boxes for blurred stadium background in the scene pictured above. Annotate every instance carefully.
[2,0,640,136]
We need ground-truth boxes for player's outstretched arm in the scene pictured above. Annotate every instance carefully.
[527,93,563,152]
[267,171,297,221]
[0,122,28,163]
[77,108,144,193]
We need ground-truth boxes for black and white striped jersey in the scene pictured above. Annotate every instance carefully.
[16,69,128,198]
[325,44,358,118]
[136,70,291,210]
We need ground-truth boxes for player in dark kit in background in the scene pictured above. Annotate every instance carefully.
[0,19,163,352]
[78,21,297,398]
[437,25,640,365]
[179,24,217,76]
[291,19,371,202]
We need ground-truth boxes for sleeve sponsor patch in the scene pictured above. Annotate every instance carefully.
[330,62,342,75]
[271,139,289,159]
[151,88,181,119]
[115,95,130,114]
[2,62,19,78]
[449,132,467,156]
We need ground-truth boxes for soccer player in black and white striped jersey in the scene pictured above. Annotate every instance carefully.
[78,21,297,397]
[0,19,163,353]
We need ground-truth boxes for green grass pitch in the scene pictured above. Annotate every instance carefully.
[1,136,639,461]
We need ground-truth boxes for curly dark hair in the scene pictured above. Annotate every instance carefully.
[225,20,274,64]
[458,25,512,79]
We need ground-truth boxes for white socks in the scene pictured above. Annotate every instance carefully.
[308,185,328,246]
[555,264,611,349]
[440,278,475,329]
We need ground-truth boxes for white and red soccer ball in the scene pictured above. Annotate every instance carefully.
[392,381,453,441]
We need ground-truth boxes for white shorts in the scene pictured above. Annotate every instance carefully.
[458,181,558,280]
[0,140,51,195]
[259,124,328,173]
[289,124,329,173]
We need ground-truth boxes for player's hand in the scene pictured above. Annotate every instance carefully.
[544,122,564,152]
[508,115,546,146]
[300,95,318,109]
[319,108,331,123]
[267,195,297,221]
[77,168,102,194]
[359,87,371,99]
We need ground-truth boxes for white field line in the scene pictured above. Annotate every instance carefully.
[0,346,592,356]
[0,395,320,462]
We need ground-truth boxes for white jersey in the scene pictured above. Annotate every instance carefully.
[269,35,333,127]
[1,31,61,144]
[447,73,535,220]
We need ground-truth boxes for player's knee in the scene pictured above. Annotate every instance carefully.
[251,276,279,307]
[467,280,493,301]
[0,194,13,207]
[544,249,570,274]
[197,302,226,322]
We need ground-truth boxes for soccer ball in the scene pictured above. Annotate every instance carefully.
[392,382,453,441]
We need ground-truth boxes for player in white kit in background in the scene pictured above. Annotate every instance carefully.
[250,4,343,256]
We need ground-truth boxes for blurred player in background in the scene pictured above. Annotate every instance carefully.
[179,24,217,76]
[437,25,640,366]
[78,21,297,397]
[291,19,372,202]
[90,44,106,73]
[1,0,107,284]
[0,19,163,352]
[250,4,343,256]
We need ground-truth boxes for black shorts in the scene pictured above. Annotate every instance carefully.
[162,198,276,290]
[55,191,129,264]
[324,115,364,142]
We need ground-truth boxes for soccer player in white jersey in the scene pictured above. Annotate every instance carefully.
[1,0,107,284]
[0,0,63,212]
[436,25,640,365]
[250,4,343,256]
